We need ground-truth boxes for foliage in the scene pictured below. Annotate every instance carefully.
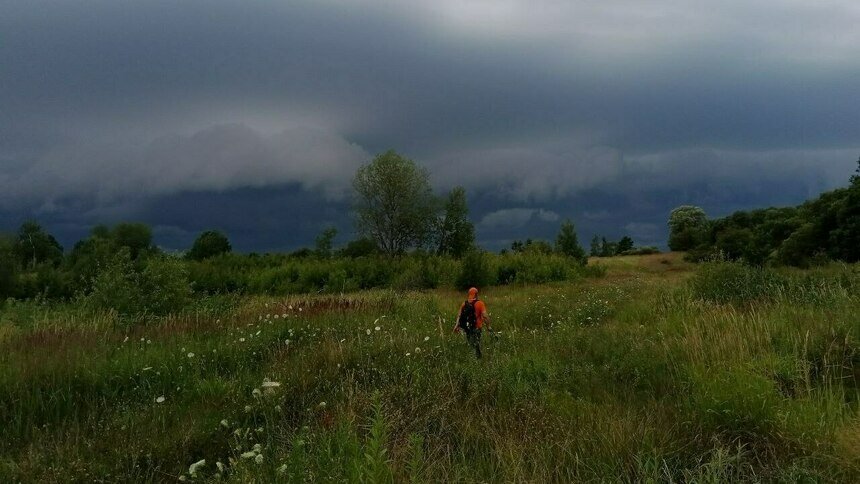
[589,235,600,257]
[186,230,232,261]
[555,220,586,264]
[87,249,191,317]
[456,250,494,289]
[110,222,155,260]
[0,235,17,299]
[668,205,709,251]
[14,221,63,269]
[314,227,338,258]
[1,256,858,482]
[684,157,860,266]
[435,187,475,258]
[340,238,380,258]
[353,150,438,255]
[616,236,634,254]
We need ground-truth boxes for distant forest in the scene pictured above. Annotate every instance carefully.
[668,156,860,266]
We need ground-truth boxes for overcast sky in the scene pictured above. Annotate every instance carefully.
[1,0,858,251]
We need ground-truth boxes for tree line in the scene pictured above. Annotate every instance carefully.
[667,156,860,266]
[0,150,604,304]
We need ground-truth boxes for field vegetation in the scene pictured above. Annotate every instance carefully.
[1,253,858,482]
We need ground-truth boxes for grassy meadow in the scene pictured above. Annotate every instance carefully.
[1,252,859,482]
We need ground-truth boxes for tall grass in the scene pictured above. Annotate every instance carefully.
[0,257,858,481]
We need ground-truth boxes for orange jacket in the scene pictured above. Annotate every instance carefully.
[458,288,487,329]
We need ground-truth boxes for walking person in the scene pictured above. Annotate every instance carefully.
[453,287,490,359]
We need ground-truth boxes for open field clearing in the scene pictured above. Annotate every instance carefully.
[1,253,859,482]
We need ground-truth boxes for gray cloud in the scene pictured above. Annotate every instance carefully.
[1,0,858,249]
[0,124,368,211]
[478,208,560,231]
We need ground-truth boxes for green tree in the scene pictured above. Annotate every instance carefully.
[555,220,586,263]
[187,230,232,260]
[524,239,553,255]
[353,150,438,255]
[616,236,634,254]
[340,238,380,258]
[668,205,709,251]
[314,227,338,258]
[589,235,601,257]
[111,223,154,260]
[15,221,63,269]
[435,187,475,258]
[599,237,617,257]
[456,250,493,290]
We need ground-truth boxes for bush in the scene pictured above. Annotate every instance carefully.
[139,256,193,314]
[456,251,494,290]
[87,250,192,317]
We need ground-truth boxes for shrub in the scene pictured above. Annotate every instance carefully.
[456,251,494,289]
[138,255,193,315]
[87,250,192,317]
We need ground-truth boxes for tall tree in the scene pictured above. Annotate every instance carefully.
[314,227,338,258]
[616,236,634,254]
[187,230,232,260]
[353,150,437,255]
[111,223,154,260]
[436,187,475,258]
[589,235,601,257]
[555,220,586,263]
[667,205,709,251]
[15,221,63,269]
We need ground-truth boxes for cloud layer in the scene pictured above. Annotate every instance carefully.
[1,0,858,250]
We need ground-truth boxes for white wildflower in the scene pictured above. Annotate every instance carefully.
[424,336,430,342]
[366,329,371,335]
[252,388,262,397]
[220,419,229,428]
[375,326,381,331]
[239,337,245,342]
[318,401,327,408]
[187,352,195,358]
[155,396,165,403]
[406,352,411,357]
[240,451,257,459]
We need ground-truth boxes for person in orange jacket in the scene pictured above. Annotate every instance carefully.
[453,287,490,359]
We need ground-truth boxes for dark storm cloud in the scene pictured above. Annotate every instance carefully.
[1,0,858,250]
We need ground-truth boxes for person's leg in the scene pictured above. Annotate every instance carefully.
[467,328,482,359]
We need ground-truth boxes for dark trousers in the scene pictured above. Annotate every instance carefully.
[464,327,482,359]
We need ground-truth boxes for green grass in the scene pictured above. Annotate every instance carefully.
[1,255,859,482]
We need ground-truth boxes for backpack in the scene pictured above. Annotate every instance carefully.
[458,299,478,330]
